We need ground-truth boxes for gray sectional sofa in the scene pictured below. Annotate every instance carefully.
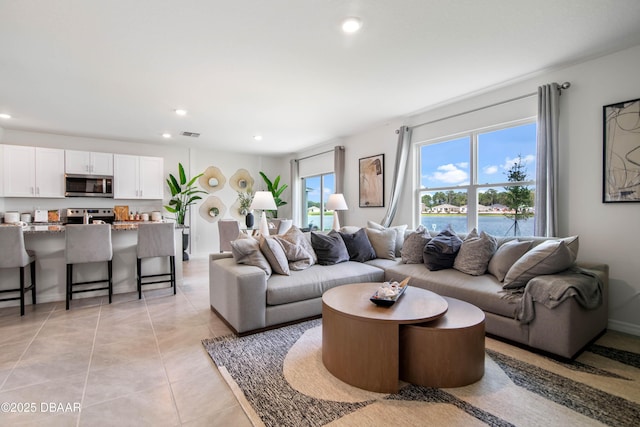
[209,231,608,359]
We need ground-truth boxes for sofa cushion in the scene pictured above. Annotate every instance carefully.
[259,236,290,275]
[311,231,349,265]
[367,221,407,256]
[423,226,462,271]
[266,261,385,305]
[487,239,533,282]
[365,227,397,260]
[453,228,497,276]
[230,238,272,277]
[339,228,377,262]
[503,240,575,289]
[401,225,431,264]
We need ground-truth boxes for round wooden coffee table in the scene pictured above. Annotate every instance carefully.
[322,282,448,393]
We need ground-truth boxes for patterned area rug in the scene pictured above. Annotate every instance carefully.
[202,319,640,427]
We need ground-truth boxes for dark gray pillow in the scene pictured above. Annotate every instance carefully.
[401,225,431,264]
[423,226,462,271]
[338,228,376,263]
[311,232,349,265]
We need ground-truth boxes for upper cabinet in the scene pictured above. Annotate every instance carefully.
[113,154,164,200]
[65,150,113,175]
[2,145,65,198]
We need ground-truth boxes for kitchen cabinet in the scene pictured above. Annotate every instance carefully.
[114,154,164,199]
[65,150,113,175]
[2,145,65,198]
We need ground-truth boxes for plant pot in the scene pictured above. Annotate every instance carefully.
[182,231,189,261]
[245,211,255,229]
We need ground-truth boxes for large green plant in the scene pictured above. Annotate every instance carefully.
[164,163,206,225]
[259,172,288,218]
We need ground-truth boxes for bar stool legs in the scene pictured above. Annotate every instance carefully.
[136,222,177,299]
[66,261,113,310]
[0,227,37,316]
[136,255,176,299]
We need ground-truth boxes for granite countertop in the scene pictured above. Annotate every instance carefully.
[16,221,185,234]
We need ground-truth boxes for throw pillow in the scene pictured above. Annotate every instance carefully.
[311,231,349,265]
[400,225,431,264]
[273,236,314,270]
[259,236,290,275]
[503,240,575,289]
[487,240,533,282]
[230,238,272,277]
[339,225,361,234]
[367,221,407,257]
[561,235,579,261]
[423,225,463,271]
[338,228,377,262]
[453,228,497,276]
[365,227,397,260]
[280,225,317,264]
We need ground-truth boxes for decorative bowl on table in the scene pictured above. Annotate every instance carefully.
[370,277,410,307]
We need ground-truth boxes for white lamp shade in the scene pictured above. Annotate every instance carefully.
[250,191,277,211]
[326,194,348,211]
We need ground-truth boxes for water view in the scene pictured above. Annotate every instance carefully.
[421,214,535,236]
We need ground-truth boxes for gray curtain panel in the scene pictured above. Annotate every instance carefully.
[381,126,412,227]
[289,158,301,227]
[334,145,346,226]
[535,83,559,237]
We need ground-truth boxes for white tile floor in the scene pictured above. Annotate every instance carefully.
[0,256,252,426]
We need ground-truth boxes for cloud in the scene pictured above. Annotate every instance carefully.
[502,154,535,170]
[483,165,499,174]
[431,163,468,184]
[456,162,469,169]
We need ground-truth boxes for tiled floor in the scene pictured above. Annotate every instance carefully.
[0,256,252,427]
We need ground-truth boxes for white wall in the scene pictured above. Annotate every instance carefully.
[292,44,640,335]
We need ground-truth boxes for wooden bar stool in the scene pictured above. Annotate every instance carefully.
[65,224,113,310]
[0,226,36,316]
[136,222,176,299]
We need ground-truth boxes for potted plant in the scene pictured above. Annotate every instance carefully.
[164,163,206,259]
[237,187,255,227]
[259,172,288,218]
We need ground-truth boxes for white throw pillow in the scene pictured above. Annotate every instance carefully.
[367,221,407,257]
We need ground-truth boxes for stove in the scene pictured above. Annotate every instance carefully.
[65,208,115,224]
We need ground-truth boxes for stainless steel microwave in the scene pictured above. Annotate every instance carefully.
[64,174,113,197]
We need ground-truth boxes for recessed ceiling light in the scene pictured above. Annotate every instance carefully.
[162,133,171,138]
[0,113,11,119]
[175,109,187,116]
[341,17,362,34]
[253,135,263,141]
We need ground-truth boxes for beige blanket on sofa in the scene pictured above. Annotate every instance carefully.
[507,267,603,324]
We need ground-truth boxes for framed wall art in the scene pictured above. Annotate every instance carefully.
[359,154,384,207]
[603,97,640,203]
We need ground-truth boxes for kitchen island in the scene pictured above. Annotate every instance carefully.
[0,223,184,309]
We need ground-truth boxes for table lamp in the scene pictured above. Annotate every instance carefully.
[326,193,348,231]
[250,191,277,236]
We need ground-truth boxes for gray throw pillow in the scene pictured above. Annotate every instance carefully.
[503,240,575,289]
[259,236,290,275]
[365,227,397,260]
[273,236,314,270]
[338,228,377,262]
[453,228,497,276]
[367,221,407,257]
[401,225,431,264]
[230,238,272,277]
[311,231,349,265]
[280,225,317,264]
[423,225,462,271]
[487,240,533,282]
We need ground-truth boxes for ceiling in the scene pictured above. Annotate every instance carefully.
[2,1,640,155]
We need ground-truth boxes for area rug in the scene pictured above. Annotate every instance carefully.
[202,319,640,426]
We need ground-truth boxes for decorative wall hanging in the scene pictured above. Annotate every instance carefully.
[359,154,385,207]
[198,166,226,193]
[229,168,254,192]
[199,195,227,223]
[603,97,640,203]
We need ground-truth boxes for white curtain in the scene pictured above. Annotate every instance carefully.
[535,83,560,237]
[289,159,301,226]
[381,126,412,227]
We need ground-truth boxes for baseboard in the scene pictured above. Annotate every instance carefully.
[608,319,640,336]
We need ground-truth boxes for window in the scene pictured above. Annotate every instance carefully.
[302,173,335,231]
[418,121,536,236]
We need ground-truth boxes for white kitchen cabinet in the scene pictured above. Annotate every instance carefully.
[2,145,65,198]
[65,150,113,175]
[114,154,164,199]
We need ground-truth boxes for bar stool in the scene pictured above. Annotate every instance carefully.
[65,224,113,310]
[0,226,36,316]
[136,222,176,299]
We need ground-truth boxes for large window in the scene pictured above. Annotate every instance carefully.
[302,173,335,231]
[418,121,536,236]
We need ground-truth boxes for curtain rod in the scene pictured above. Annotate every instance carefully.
[295,147,340,162]
[411,81,570,130]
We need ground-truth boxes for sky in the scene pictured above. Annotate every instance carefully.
[420,122,537,190]
[305,173,335,204]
